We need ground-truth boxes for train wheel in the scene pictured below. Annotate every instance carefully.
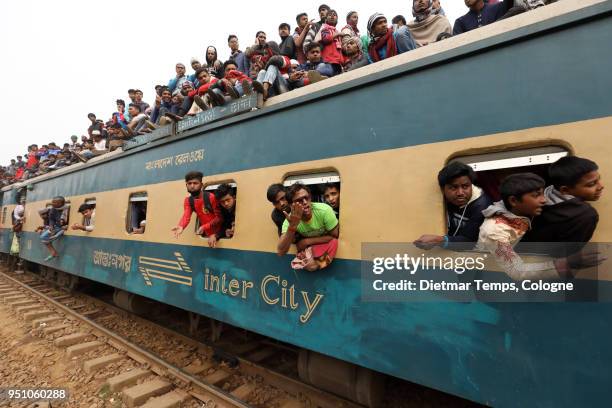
[298,349,385,408]
[113,289,150,315]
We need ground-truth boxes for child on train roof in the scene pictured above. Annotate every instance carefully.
[521,156,604,257]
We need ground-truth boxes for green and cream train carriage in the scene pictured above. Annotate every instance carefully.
[1,1,612,406]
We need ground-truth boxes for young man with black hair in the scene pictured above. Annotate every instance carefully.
[392,15,407,27]
[213,183,236,246]
[414,162,492,249]
[267,183,291,236]
[279,23,296,59]
[126,103,148,135]
[323,183,340,217]
[289,42,334,89]
[522,156,604,256]
[172,171,222,248]
[246,31,279,80]
[40,196,69,261]
[278,183,339,271]
[71,203,95,232]
[293,13,311,64]
[477,173,603,280]
[303,4,330,53]
[228,35,250,75]
[134,90,150,114]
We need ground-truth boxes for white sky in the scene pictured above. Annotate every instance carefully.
[0,0,466,165]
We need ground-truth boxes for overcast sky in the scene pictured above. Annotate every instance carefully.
[0,0,467,164]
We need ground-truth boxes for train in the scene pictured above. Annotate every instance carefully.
[2,1,612,406]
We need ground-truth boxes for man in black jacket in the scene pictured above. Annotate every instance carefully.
[414,162,492,250]
[522,156,603,257]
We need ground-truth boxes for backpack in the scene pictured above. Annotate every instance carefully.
[189,192,213,214]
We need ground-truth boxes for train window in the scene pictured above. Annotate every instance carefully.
[283,171,341,217]
[450,146,569,201]
[44,200,71,224]
[126,192,147,234]
[194,182,237,240]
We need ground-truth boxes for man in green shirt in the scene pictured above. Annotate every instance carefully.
[278,183,339,271]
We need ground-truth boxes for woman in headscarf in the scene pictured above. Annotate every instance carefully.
[407,0,452,46]
[205,46,223,78]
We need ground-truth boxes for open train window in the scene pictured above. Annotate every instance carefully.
[450,146,569,201]
[194,182,237,240]
[126,192,147,234]
[283,171,341,218]
[44,200,71,225]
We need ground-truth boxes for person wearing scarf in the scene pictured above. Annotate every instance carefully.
[367,13,418,63]
[341,11,360,48]
[408,0,452,46]
[319,10,346,74]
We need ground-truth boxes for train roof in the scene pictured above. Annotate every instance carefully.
[3,0,608,193]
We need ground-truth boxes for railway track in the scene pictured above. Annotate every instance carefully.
[0,268,364,408]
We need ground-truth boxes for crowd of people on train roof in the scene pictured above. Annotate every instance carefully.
[0,0,557,188]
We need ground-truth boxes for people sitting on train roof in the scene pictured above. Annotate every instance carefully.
[452,0,512,36]
[150,86,176,125]
[408,0,452,47]
[278,183,339,272]
[342,37,369,72]
[279,23,296,60]
[414,162,492,250]
[40,196,69,262]
[168,63,188,95]
[367,13,418,63]
[267,183,291,236]
[191,68,220,111]
[172,171,223,248]
[254,54,294,100]
[303,4,330,55]
[220,61,255,99]
[247,32,283,81]
[476,173,603,281]
[341,11,361,49]
[125,103,149,136]
[323,183,341,218]
[76,130,108,161]
[319,10,346,76]
[71,203,95,232]
[289,43,333,91]
[227,35,250,76]
[214,183,237,246]
[521,156,604,257]
[133,89,151,115]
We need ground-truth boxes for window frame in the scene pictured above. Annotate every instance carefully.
[126,192,148,235]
